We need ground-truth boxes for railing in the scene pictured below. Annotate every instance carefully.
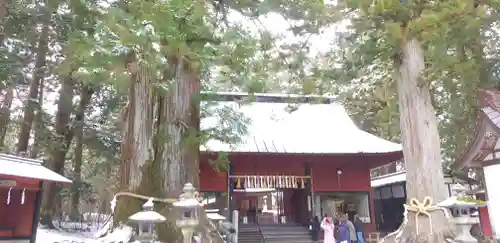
[370,160,405,180]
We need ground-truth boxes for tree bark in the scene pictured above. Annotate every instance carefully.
[69,85,94,221]
[383,38,454,242]
[29,78,44,158]
[0,85,14,148]
[39,75,75,228]
[112,53,220,243]
[17,13,50,153]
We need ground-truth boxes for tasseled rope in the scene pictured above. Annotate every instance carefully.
[380,196,451,243]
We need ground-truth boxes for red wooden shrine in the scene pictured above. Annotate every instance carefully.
[198,92,403,233]
[200,152,402,232]
[0,154,71,243]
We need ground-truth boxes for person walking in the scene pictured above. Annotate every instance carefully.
[354,214,366,243]
[337,214,351,243]
[321,216,336,243]
[310,216,321,242]
[346,214,357,243]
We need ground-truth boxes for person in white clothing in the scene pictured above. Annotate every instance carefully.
[321,216,336,243]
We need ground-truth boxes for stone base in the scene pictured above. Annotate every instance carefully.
[453,217,479,243]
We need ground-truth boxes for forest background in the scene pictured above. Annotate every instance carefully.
[1,0,499,240]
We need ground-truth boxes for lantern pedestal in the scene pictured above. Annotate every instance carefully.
[452,217,479,243]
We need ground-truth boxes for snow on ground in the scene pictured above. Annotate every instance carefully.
[36,222,135,243]
[37,227,94,243]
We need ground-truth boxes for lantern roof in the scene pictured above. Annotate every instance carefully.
[129,211,166,223]
[173,198,202,208]
[129,199,166,223]
[200,92,402,155]
[437,196,487,209]
[206,213,226,220]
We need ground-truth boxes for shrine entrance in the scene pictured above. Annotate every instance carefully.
[230,175,310,225]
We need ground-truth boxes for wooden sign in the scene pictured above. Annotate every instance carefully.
[0,180,16,187]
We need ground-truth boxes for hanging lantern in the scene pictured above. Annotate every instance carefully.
[236,178,241,189]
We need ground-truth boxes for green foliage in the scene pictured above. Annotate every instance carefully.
[334,0,500,164]
[456,195,486,205]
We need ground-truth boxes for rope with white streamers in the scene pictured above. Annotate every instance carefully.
[21,189,25,204]
[6,187,11,205]
[404,197,451,235]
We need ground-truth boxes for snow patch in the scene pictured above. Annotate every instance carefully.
[96,224,134,243]
[36,222,135,243]
[37,227,94,243]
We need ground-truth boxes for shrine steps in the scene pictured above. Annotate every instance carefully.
[238,225,264,243]
[260,224,315,243]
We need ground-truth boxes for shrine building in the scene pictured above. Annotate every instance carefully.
[198,92,402,232]
[452,89,500,238]
[0,153,71,243]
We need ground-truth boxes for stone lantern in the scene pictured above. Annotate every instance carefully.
[173,182,202,243]
[129,198,167,243]
[438,184,487,243]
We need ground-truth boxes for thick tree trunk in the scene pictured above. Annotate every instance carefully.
[39,76,75,228]
[0,0,8,48]
[383,38,454,242]
[69,86,94,221]
[0,85,14,148]
[112,54,219,243]
[17,15,50,153]
[29,79,44,158]
[163,56,201,193]
[114,60,165,224]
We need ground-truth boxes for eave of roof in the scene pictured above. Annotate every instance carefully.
[371,170,478,188]
[452,90,500,170]
[0,153,72,184]
[200,92,402,155]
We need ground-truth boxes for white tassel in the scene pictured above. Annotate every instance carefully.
[21,189,25,204]
[6,187,11,205]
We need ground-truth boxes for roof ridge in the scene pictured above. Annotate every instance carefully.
[201,91,337,104]
[0,153,43,166]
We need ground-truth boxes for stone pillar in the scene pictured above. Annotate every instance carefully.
[483,164,500,238]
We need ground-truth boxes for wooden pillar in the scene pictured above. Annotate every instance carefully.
[30,182,43,243]
[304,162,313,219]
[228,162,234,222]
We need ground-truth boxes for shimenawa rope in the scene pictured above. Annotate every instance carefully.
[404,196,451,235]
